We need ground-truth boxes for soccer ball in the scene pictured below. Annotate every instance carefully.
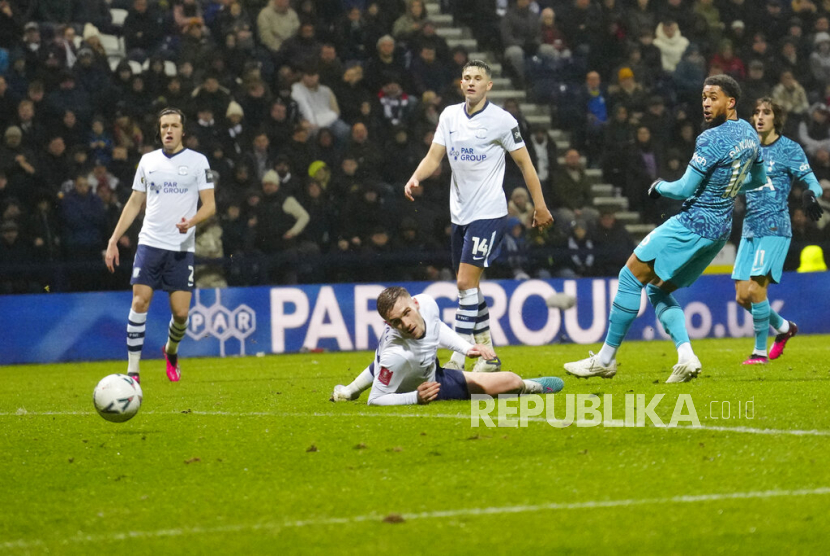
[93,374,143,423]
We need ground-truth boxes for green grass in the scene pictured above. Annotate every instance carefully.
[2,336,830,555]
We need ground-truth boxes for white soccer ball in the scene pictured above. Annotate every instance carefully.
[93,374,143,423]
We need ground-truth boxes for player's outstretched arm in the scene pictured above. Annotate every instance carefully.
[105,190,146,272]
[176,188,216,234]
[509,146,553,228]
[405,142,446,201]
[653,165,705,200]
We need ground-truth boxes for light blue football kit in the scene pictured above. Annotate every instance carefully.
[731,135,822,355]
[608,117,766,352]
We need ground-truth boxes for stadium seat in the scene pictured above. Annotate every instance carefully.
[99,33,125,59]
[164,60,177,76]
[128,60,143,75]
[111,8,128,27]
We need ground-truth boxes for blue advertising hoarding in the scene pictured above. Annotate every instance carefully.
[1,273,828,365]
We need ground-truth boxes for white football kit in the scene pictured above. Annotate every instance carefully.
[132,148,214,252]
[433,101,525,225]
[368,294,474,406]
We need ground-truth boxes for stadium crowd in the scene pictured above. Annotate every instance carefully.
[1,0,830,294]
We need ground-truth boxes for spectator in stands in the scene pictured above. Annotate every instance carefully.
[37,136,70,194]
[334,6,371,62]
[410,45,452,97]
[122,0,165,62]
[654,19,690,73]
[710,38,745,81]
[257,0,300,62]
[0,1,22,51]
[641,95,672,147]
[29,193,60,262]
[251,169,309,283]
[72,0,116,36]
[772,70,810,123]
[299,177,337,255]
[500,0,539,88]
[626,0,657,43]
[377,81,413,129]
[776,38,810,87]
[345,121,383,179]
[811,148,830,181]
[539,8,571,63]
[625,125,664,220]
[740,61,772,119]
[592,207,634,277]
[273,154,302,198]
[810,32,830,89]
[574,71,609,167]
[392,0,427,43]
[552,148,599,231]
[799,102,830,157]
[527,125,557,195]
[60,173,107,259]
[87,158,120,195]
[382,126,419,185]
[659,0,693,34]
[364,35,410,95]
[602,105,634,193]
[291,65,350,141]
[693,0,724,45]
[0,220,36,294]
[192,74,232,122]
[508,187,535,229]
[673,43,707,107]
[670,119,697,161]
[245,131,274,182]
[561,0,602,62]
[609,67,648,115]
[282,21,322,70]
[560,218,595,278]
[318,43,344,90]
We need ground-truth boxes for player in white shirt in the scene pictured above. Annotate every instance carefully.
[105,108,216,384]
[331,287,564,405]
[404,60,554,373]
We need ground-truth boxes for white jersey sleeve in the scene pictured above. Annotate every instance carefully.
[433,108,449,147]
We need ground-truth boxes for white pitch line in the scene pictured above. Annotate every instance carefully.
[3,487,829,551]
[3,410,830,437]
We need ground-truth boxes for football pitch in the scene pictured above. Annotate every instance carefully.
[2,337,829,555]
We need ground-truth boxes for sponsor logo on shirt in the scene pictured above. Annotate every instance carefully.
[379,367,393,386]
[150,181,190,194]
[450,147,486,162]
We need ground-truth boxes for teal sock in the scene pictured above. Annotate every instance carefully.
[605,267,644,347]
[768,307,784,331]
[646,284,690,348]
[751,300,771,354]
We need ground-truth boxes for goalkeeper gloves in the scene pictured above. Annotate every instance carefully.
[802,190,824,222]
[648,179,663,200]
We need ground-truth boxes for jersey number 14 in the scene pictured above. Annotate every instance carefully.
[724,158,754,198]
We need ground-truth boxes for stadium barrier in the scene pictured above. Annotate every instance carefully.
[1,273,828,365]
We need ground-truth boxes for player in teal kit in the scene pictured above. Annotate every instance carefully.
[733,98,824,364]
[565,75,767,383]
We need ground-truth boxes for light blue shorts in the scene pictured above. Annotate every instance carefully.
[731,236,791,284]
[634,217,726,288]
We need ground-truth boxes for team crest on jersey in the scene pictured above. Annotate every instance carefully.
[149,181,161,194]
[449,147,459,161]
[476,128,487,139]
[178,165,188,175]
[378,367,393,386]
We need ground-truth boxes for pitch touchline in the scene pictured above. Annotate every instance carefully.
[3,409,830,437]
[2,487,829,550]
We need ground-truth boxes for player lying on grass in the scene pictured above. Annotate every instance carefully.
[331,286,564,405]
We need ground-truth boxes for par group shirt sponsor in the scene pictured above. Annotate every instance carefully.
[132,148,214,252]
[433,101,524,226]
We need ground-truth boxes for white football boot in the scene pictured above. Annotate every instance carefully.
[665,356,702,383]
[564,351,617,379]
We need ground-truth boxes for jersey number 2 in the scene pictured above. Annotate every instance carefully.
[188,265,194,287]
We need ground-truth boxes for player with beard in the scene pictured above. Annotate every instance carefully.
[733,98,823,365]
[565,75,766,383]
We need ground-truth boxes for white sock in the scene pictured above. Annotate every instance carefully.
[522,379,542,394]
[776,320,790,334]
[598,343,617,366]
[345,366,375,396]
[677,342,694,363]
[127,309,147,375]
[753,349,767,357]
